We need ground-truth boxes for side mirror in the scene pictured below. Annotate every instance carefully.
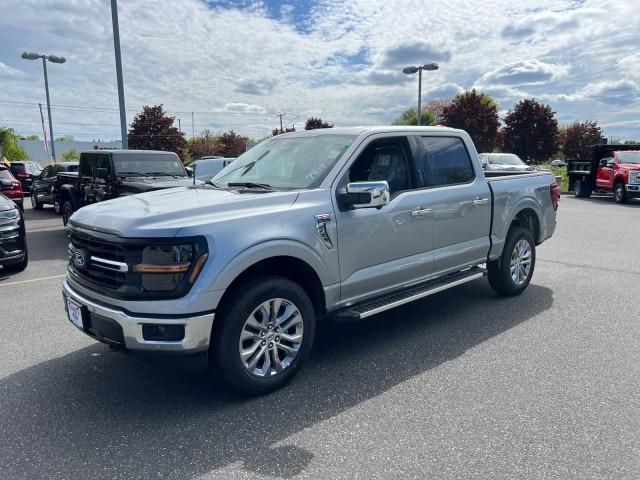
[338,181,390,210]
[185,166,193,177]
[96,168,109,180]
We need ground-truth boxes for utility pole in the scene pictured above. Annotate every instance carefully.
[178,118,181,133]
[110,0,128,149]
[277,112,285,133]
[38,103,50,159]
[191,111,195,138]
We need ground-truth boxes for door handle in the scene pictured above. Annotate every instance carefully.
[472,198,489,206]
[411,207,433,217]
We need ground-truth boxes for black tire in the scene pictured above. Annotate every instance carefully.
[3,248,28,273]
[487,227,536,296]
[574,179,592,198]
[614,182,628,204]
[62,201,74,226]
[53,200,62,215]
[210,275,316,395]
[30,191,43,210]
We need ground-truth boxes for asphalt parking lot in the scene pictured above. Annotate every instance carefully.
[0,196,638,480]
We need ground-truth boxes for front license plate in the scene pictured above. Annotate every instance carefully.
[67,298,84,329]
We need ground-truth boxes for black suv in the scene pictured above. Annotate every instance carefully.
[0,193,28,273]
[31,162,79,213]
[9,161,42,191]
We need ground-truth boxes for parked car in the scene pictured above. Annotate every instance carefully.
[550,159,566,167]
[479,153,536,173]
[569,144,640,203]
[0,192,28,273]
[9,161,42,191]
[0,166,24,209]
[191,157,236,181]
[62,126,559,395]
[54,150,199,225]
[31,162,79,212]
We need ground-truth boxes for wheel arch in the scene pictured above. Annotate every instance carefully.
[509,208,541,244]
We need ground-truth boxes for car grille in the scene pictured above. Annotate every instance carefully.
[68,228,135,292]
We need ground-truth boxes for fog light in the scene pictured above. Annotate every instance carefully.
[142,324,185,341]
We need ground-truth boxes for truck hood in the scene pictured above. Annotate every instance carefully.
[69,186,299,237]
[117,176,200,194]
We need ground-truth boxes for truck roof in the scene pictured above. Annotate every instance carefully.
[275,125,459,138]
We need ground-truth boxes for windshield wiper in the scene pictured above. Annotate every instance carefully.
[227,182,275,191]
[145,172,185,178]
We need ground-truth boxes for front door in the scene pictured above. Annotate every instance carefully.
[334,135,435,304]
[596,157,614,189]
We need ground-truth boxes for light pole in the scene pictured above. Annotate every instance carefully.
[110,0,128,149]
[402,63,439,126]
[21,51,66,161]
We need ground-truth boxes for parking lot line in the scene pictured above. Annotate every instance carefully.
[0,274,66,288]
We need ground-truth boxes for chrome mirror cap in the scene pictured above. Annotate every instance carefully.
[346,181,390,209]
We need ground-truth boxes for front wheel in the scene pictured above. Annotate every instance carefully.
[614,182,628,204]
[210,275,316,395]
[61,201,74,226]
[30,191,43,210]
[574,179,591,198]
[487,227,536,296]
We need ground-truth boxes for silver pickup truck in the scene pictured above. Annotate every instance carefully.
[62,126,559,395]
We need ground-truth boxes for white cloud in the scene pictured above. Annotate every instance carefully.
[0,62,24,78]
[475,60,569,88]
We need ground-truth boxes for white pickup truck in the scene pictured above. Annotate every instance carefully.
[62,126,559,395]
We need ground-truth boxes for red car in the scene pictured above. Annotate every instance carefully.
[0,166,24,209]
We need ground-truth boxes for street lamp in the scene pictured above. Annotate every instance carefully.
[402,63,439,126]
[21,51,66,161]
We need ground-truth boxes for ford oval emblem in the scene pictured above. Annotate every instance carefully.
[72,249,87,269]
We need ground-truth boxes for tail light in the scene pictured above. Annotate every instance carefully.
[550,183,560,211]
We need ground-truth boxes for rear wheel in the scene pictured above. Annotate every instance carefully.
[210,275,316,395]
[62,201,74,226]
[614,182,628,204]
[574,179,592,198]
[487,227,536,296]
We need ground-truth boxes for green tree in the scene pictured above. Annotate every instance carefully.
[55,135,75,142]
[61,148,80,162]
[559,121,605,161]
[0,127,29,161]
[392,107,436,126]
[128,105,187,160]
[188,129,220,160]
[502,99,559,163]
[441,90,499,152]
[304,117,333,130]
[24,134,40,141]
[272,126,296,136]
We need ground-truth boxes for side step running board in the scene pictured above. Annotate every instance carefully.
[336,267,486,320]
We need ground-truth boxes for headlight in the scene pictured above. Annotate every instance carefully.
[0,208,20,226]
[133,245,208,292]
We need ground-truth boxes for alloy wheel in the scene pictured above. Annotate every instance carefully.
[510,239,532,286]
[238,298,303,377]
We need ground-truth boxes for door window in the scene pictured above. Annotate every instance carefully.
[348,139,412,195]
[79,154,96,179]
[41,166,52,178]
[417,136,475,187]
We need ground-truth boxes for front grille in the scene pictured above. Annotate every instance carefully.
[68,227,138,293]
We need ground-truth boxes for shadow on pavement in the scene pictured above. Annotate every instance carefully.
[0,282,553,479]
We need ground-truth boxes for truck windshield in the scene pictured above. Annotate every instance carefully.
[112,154,187,177]
[488,154,524,165]
[211,135,356,189]
[616,151,640,164]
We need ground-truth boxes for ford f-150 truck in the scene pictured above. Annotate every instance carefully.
[62,127,559,395]
[569,144,640,203]
[55,150,197,225]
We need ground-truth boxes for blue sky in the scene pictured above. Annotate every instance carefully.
[1,0,639,141]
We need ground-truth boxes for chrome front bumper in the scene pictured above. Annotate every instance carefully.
[62,280,214,353]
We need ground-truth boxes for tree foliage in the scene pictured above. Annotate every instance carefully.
[392,107,436,126]
[55,135,74,142]
[272,126,296,136]
[423,99,452,123]
[304,117,333,130]
[187,129,219,160]
[559,121,605,161]
[216,131,247,157]
[0,127,29,161]
[440,90,499,153]
[24,134,40,140]
[502,99,559,163]
[128,105,187,160]
[187,129,246,159]
[61,148,80,162]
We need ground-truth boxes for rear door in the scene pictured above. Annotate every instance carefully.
[416,135,491,275]
[334,134,435,303]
